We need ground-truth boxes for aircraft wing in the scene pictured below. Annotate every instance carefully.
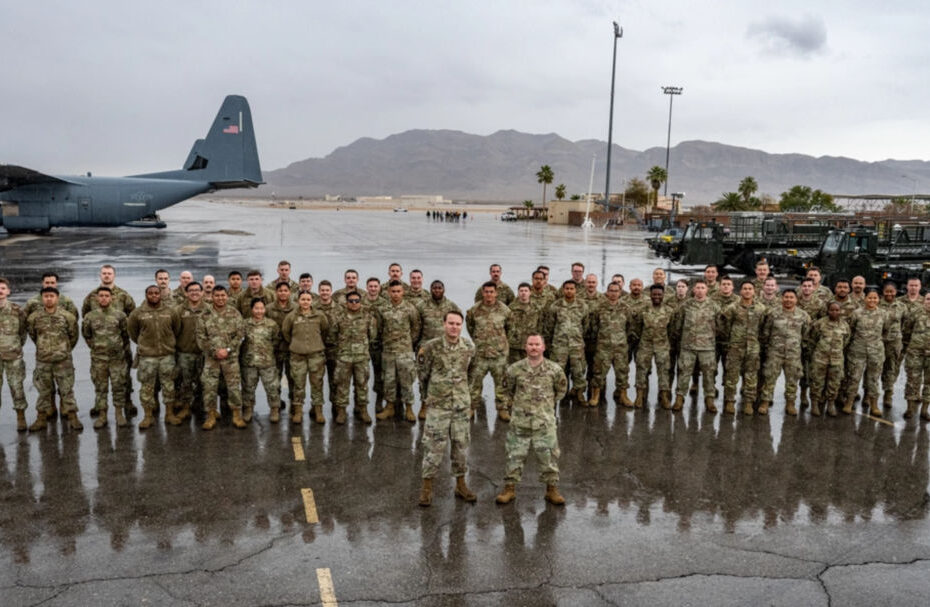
[0,164,83,192]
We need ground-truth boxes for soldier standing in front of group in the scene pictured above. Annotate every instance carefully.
[0,278,29,431]
[197,286,246,430]
[82,287,130,428]
[27,287,80,431]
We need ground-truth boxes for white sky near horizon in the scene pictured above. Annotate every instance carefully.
[1,0,927,176]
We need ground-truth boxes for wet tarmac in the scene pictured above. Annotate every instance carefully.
[1,201,929,606]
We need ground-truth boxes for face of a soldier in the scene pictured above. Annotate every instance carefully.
[612,275,625,290]
[213,290,228,308]
[278,264,290,281]
[835,282,850,298]
[490,265,502,282]
[908,279,922,298]
[525,335,545,360]
[145,287,160,306]
[704,266,718,283]
[585,274,598,294]
[852,276,866,294]
[883,284,897,302]
[431,283,444,301]
[276,285,290,303]
[720,280,733,296]
[298,292,312,312]
[562,283,576,301]
[186,284,202,304]
[443,313,463,340]
[96,290,112,308]
[42,276,58,288]
[0,283,8,300]
[247,275,262,290]
[319,285,332,303]
[676,281,688,298]
[367,281,381,298]
[571,265,584,282]
[630,280,643,297]
[532,273,545,290]
[228,274,242,290]
[606,284,620,303]
[409,272,423,290]
[924,292,930,310]
[740,283,754,301]
[763,279,778,297]
[180,271,193,288]
[42,292,58,309]
[203,275,215,290]
[864,291,879,309]
[652,269,665,285]
[482,286,497,305]
[755,263,769,281]
[649,288,663,306]
[782,291,797,310]
[100,267,115,286]
[299,277,313,292]
[800,281,814,297]
[389,285,404,304]
[828,302,841,320]
[346,295,361,311]
[156,272,169,288]
[518,286,530,303]
[389,265,402,280]
[807,269,821,286]
[252,301,266,320]
[345,272,358,289]
[692,282,707,300]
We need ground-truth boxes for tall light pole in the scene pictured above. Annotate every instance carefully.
[604,21,622,209]
[662,86,682,197]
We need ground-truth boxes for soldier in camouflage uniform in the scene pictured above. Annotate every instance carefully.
[265,260,300,293]
[226,271,245,311]
[902,292,930,420]
[880,281,905,409]
[751,259,770,294]
[363,278,388,411]
[81,287,130,429]
[25,272,80,319]
[376,280,422,422]
[172,271,194,306]
[406,270,429,306]
[719,281,766,415]
[671,280,720,413]
[529,270,556,312]
[796,278,826,409]
[416,311,476,507]
[333,269,361,304]
[316,281,340,413]
[544,280,589,403]
[850,275,867,306]
[466,282,512,421]
[128,286,182,429]
[703,265,720,297]
[267,282,296,412]
[760,289,810,415]
[0,278,29,431]
[418,280,461,346]
[196,286,246,430]
[842,290,890,417]
[241,298,281,423]
[495,334,568,506]
[282,290,329,425]
[331,292,378,424]
[808,301,850,417]
[590,282,637,408]
[27,287,81,431]
[240,270,275,318]
[898,277,924,320]
[175,281,207,421]
[473,264,515,306]
[507,283,540,365]
[711,276,738,309]
[154,269,173,305]
[634,285,675,409]
[581,273,607,394]
[806,267,833,303]
[624,278,650,367]
[380,263,410,299]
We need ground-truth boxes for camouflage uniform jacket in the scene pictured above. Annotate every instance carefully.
[507,300,541,351]
[226,287,246,312]
[474,282,515,306]
[711,291,738,310]
[809,317,850,364]
[333,286,363,304]
[636,303,674,349]
[83,284,135,316]
[466,300,511,358]
[266,278,300,293]
[127,302,181,357]
[379,280,410,299]
[171,286,189,307]
[177,302,208,354]
[26,293,79,320]
[544,298,589,350]
[0,301,27,360]
[505,357,568,428]
[880,298,905,344]
[378,300,421,354]
[266,300,296,355]
[417,335,475,410]
[406,288,429,306]
[797,295,826,321]
[761,307,810,357]
[831,297,861,322]
[529,287,556,312]
[897,295,925,325]
[281,309,328,355]
[624,294,650,319]
[814,285,833,303]
[331,307,378,362]
[239,287,275,318]
[196,306,246,360]
[592,299,637,349]
[316,300,339,350]
[903,308,930,355]
[672,298,720,352]
[27,308,78,363]
[241,317,281,368]
[417,297,461,343]
[720,300,767,349]
[847,307,891,356]
[82,306,129,359]
[758,293,781,311]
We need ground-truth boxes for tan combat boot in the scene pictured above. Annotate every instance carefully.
[496,483,516,504]
[758,401,770,415]
[705,395,717,414]
[138,407,155,430]
[404,403,415,423]
[65,411,83,431]
[165,404,181,426]
[418,403,428,420]
[826,400,838,417]
[799,388,810,410]
[723,400,735,415]
[418,478,433,507]
[176,403,192,422]
[904,400,917,419]
[359,407,372,424]
[632,389,644,409]
[313,404,325,424]
[376,401,395,421]
[921,401,930,422]
[114,406,128,427]
[811,399,822,417]
[202,410,218,431]
[242,405,254,423]
[28,414,48,432]
[498,409,511,422]
[335,408,347,424]
[290,404,304,425]
[672,394,684,411]
[618,389,634,408]
[659,390,671,410]
[16,410,27,432]
[574,387,587,405]
[868,396,882,418]
[454,476,477,502]
[741,399,754,416]
[544,484,565,505]
[841,395,854,415]
[269,407,281,423]
[93,407,108,429]
[232,407,247,428]
[785,399,798,416]
[883,390,894,409]
[588,387,601,407]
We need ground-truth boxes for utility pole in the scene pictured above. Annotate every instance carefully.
[662,86,682,197]
[604,21,623,209]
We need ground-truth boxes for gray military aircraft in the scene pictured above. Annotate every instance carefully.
[0,94,262,233]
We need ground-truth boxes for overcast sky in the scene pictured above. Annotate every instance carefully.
[1,1,927,177]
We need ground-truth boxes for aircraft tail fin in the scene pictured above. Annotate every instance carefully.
[137,95,263,189]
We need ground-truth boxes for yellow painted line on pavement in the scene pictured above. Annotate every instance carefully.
[301,488,319,523]
[316,568,338,606]
[854,410,895,427]
[291,436,305,461]
[178,244,202,254]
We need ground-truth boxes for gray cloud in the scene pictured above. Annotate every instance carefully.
[746,14,827,57]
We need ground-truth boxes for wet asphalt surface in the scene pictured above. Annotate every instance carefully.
[1,201,929,606]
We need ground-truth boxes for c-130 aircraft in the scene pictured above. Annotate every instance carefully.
[0,95,262,233]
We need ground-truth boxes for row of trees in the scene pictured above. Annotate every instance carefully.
[713,177,840,212]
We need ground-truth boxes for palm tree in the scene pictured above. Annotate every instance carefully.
[646,166,667,210]
[536,165,554,207]
[713,192,744,211]
[554,183,566,201]
[738,176,759,206]
[523,200,534,209]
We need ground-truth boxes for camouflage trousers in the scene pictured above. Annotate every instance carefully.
[504,418,560,485]
[202,357,243,412]
[382,350,416,406]
[176,352,203,409]
[844,348,884,400]
[421,406,470,479]
[138,355,177,410]
[635,341,670,391]
[369,345,384,399]
[676,349,715,398]
[904,351,930,402]
[507,348,525,365]
[881,339,903,393]
[468,353,509,411]
[0,357,28,410]
[723,345,760,402]
[592,345,629,390]
[89,356,128,411]
[761,350,803,403]
[290,352,326,407]
[274,350,292,403]
[324,349,337,405]
[809,356,844,404]
[242,365,280,410]
[333,358,369,410]
[33,358,77,415]
[798,348,812,390]
[550,344,587,392]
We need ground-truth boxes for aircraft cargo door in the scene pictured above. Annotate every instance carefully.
[78,196,93,223]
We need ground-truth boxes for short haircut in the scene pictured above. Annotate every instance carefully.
[518,282,531,290]
[755,259,768,267]
[410,269,423,277]
[764,276,777,284]
[489,264,501,271]
[0,277,9,288]
[145,284,160,293]
[649,283,665,292]
[612,273,625,281]
[366,277,380,285]
[739,280,754,290]
[228,270,242,279]
[41,272,59,281]
[807,266,822,274]
[101,264,115,272]
[344,269,358,278]
[247,270,262,278]
[387,280,403,289]
[155,268,168,277]
[704,264,717,272]
[41,286,59,295]
[834,278,850,287]
[213,285,227,293]
[250,297,265,309]
[482,281,497,291]
[571,262,585,270]
[883,280,898,290]
[800,277,813,285]
[186,281,202,291]
[389,263,402,270]
[96,286,112,294]
[782,288,797,297]
[443,310,464,322]
[319,280,332,288]
[720,275,733,283]
[278,260,291,268]
[276,281,291,291]
[537,265,550,272]
[532,270,545,279]
[299,273,312,281]
[562,279,576,288]
[692,279,707,286]
[431,280,445,288]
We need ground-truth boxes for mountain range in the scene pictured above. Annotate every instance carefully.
[262,129,930,205]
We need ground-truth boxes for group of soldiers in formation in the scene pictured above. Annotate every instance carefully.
[2,256,930,506]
